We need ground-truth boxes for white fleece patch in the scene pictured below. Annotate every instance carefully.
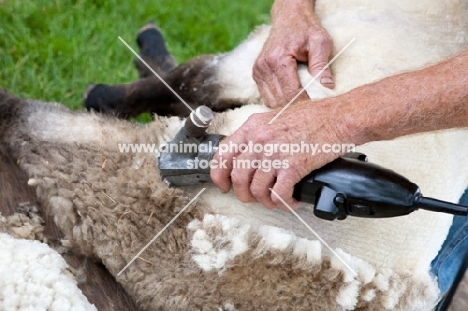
[188,215,251,272]
[220,302,236,311]
[0,233,95,310]
[217,25,269,102]
[189,214,326,273]
[25,102,137,145]
[187,213,441,310]
[257,225,296,251]
[293,238,322,263]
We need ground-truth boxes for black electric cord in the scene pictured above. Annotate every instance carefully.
[416,197,468,216]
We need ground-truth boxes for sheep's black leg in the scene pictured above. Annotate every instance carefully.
[135,22,177,78]
[83,22,198,118]
[84,54,245,118]
[84,21,251,118]
[83,75,195,119]
[84,22,181,118]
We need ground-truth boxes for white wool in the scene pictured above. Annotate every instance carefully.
[189,214,326,272]
[216,25,269,102]
[191,229,214,253]
[373,269,393,291]
[330,249,358,283]
[189,215,251,272]
[257,226,295,251]
[222,302,236,311]
[382,280,407,310]
[292,238,321,263]
[188,212,443,309]
[0,233,95,310]
[25,103,133,144]
[336,280,361,310]
[361,289,376,302]
[208,104,271,137]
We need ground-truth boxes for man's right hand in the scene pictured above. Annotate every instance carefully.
[253,0,334,108]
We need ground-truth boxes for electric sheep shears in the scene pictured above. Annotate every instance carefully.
[159,106,468,221]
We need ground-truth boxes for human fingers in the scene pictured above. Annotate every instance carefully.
[250,168,277,209]
[253,74,281,108]
[253,48,304,108]
[211,134,243,193]
[270,169,300,211]
[307,31,335,89]
[211,148,233,193]
[230,152,258,203]
[274,54,310,105]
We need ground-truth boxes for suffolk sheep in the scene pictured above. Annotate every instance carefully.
[1,0,468,310]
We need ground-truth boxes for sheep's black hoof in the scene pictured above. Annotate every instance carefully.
[135,21,177,77]
[137,20,158,37]
[83,84,125,116]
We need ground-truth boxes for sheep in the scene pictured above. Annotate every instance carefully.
[0,95,137,310]
[2,0,468,310]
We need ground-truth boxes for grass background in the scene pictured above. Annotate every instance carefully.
[0,0,271,118]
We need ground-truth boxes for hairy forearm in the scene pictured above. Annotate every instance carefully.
[271,0,317,25]
[331,49,468,145]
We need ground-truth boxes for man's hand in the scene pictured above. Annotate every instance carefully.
[253,0,334,108]
[213,47,468,211]
[210,100,347,210]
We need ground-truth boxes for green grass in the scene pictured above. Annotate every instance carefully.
[0,0,271,116]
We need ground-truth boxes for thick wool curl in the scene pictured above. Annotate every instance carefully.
[0,233,96,310]
[0,205,44,241]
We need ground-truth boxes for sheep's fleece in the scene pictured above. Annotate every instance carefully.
[2,0,468,310]
[0,232,96,310]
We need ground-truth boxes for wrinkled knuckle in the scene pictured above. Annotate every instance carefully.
[255,56,270,71]
[270,194,282,206]
[263,49,281,67]
[210,170,222,185]
[287,165,307,182]
[311,60,329,70]
[230,171,245,186]
[246,113,261,125]
[311,31,333,49]
[236,127,251,141]
[285,88,305,102]
[252,66,261,82]
[251,185,267,199]
[256,131,272,144]
[237,195,252,203]
[267,103,277,109]
[253,59,264,76]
